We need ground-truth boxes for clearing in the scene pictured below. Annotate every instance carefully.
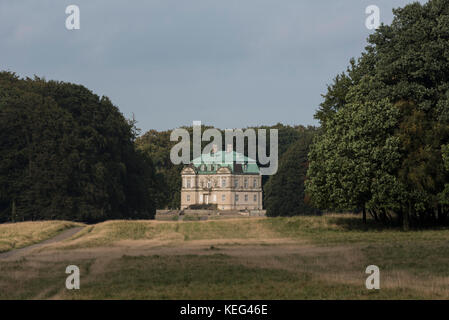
[0,214,448,299]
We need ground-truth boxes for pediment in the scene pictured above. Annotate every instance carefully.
[181,166,196,175]
[216,166,232,174]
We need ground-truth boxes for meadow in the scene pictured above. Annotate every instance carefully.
[0,221,82,253]
[0,214,448,299]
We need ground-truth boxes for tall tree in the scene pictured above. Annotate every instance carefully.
[0,72,156,222]
[306,0,449,227]
[264,132,320,216]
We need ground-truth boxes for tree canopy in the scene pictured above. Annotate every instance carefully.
[0,72,157,222]
[136,124,318,210]
[306,0,449,228]
[264,131,320,217]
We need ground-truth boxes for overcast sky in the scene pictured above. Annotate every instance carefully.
[0,0,427,132]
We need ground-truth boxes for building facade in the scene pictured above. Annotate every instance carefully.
[180,149,263,210]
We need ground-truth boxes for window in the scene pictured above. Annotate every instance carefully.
[244,178,248,188]
[254,194,257,202]
[253,178,257,188]
[222,194,225,201]
[221,178,226,188]
[207,180,212,188]
[213,194,217,202]
[244,194,248,202]
[234,179,239,188]
[187,195,190,202]
[187,178,191,188]
[235,194,239,202]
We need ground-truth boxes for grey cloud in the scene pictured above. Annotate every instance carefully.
[0,0,427,131]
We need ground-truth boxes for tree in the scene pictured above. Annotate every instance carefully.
[306,0,449,227]
[0,72,156,222]
[264,132,320,216]
[136,124,319,209]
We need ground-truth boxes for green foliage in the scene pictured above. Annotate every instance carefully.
[438,144,449,205]
[0,72,156,222]
[136,123,318,209]
[306,0,449,227]
[264,131,320,216]
[136,129,182,209]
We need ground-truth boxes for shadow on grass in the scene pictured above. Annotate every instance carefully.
[326,215,399,232]
[327,214,449,232]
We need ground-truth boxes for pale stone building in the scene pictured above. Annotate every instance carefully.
[180,148,263,210]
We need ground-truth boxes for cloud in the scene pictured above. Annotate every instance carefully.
[0,0,428,131]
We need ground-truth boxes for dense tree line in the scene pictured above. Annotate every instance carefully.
[306,0,449,228]
[264,130,320,217]
[136,124,319,211]
[0,72,157,222]
[13,1,449,223]
[0,70,318,221]
[7,1,448,225]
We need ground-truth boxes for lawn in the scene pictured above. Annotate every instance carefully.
[0,214,448,299]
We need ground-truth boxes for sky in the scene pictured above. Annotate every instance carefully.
[0,0,427,132]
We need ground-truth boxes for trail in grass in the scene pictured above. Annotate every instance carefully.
[0,227,84,260]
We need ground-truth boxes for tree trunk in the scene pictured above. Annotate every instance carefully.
[362,206,366,224]
[11,199,16,223]
[370,209,379,222]
[403,201,410,231]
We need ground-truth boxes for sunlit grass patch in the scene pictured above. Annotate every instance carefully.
[0,221,83,253]
[58,218,278,249]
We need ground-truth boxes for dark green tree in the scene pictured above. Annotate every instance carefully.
[264,133,320,216]
[0,72,156,222]
[306,0,449,228]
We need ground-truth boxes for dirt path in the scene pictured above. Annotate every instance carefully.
[0,227,84,260]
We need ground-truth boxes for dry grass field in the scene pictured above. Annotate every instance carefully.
[0,221,82,253]
[1,214,449,299]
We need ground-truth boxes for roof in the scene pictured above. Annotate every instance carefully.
[191,151,259,174]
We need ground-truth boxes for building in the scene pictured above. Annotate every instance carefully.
[180,146,263,210]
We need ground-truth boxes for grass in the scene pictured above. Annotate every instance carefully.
[56,218,278,249]
[0,221,83,253]
[56,254,422,300]
[1,214,449,299]
[55,214,449,248]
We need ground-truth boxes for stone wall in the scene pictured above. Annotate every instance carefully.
[155,209,266,221]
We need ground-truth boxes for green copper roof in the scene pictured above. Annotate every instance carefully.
[191,151,259,174]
